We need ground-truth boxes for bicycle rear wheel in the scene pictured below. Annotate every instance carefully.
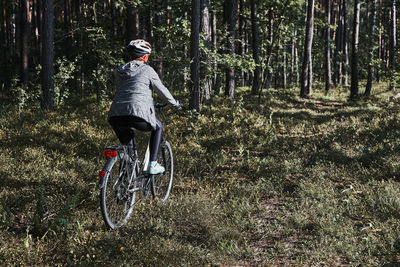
[100,152,137,229]
[151,140,173,202]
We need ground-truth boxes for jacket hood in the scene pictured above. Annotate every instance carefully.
[116,61,144,79]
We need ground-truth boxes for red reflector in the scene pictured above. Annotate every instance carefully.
[104,149,117,158]
[99,171,106,178]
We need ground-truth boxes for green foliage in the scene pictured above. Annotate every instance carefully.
[54,57,77,105]
[10,76,28,116]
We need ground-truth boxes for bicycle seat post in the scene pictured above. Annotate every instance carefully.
[118,126,137,158]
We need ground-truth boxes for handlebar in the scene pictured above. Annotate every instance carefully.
[155,103,167,109]
[155,102,182,111]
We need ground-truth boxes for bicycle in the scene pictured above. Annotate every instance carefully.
[98,103,174,229]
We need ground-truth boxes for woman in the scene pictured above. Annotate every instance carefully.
[108,39,181,174]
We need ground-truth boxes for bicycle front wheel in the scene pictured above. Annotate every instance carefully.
[151,141,174,202]
[100,152,137,229]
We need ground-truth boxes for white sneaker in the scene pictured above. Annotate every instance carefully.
[148,161,165,175]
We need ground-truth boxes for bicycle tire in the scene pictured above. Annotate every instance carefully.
[100,152,137,229]
[151,140,174,202]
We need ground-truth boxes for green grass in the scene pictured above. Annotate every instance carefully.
[1,85,400,266]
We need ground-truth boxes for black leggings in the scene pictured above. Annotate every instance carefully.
[109,116,162,162]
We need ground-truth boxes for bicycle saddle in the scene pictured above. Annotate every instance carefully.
[118,126,137,133]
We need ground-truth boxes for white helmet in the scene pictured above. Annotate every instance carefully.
[127,39,152,58]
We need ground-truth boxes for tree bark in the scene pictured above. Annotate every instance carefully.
[389,0,396,91]
[183,11,189,93]
[211,9,219,95]
[224,0,236,98]
[300,0,315,97]
[283,40,287,89]
[365,0,377,96]
[265,8,274,89]
[200,0,212,101]
[155,0,163,79]
[377,0,382,83]
[0,1,4,49]
[251,0,260,94]
[64,0,73,58]
[350,0,360,99]
[239,0,246,87]
[127,5,138,42]
[20,0,29,86]
[295,33,299,86]
[342,0,349,86]
[146,3,153,41]
[325,0,332,92]
[290,28,297,85]
[41,0,54,110]
[6,0,16,58]
[334,0,343,86]
[190,0,200,112]
[110,2,117,40]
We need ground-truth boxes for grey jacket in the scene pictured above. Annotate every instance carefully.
[108,61,179,129]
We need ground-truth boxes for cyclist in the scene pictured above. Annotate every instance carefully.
[108,39,181,175]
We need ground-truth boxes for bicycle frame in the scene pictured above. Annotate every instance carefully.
[99,102,175,229]
[99,143,150,188]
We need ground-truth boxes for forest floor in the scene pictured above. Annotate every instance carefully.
[1,84,400,266]
[237,87,400,266]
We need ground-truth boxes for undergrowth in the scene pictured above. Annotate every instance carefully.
[0,84,399,266]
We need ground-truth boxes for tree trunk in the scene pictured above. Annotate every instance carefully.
[200,0,212,102]
[211,9,219,95]
[365,0,377,96]
[63,0,73,58]
[6,0,16,59]
[334,0,343,86]
[224,0,236,98]
[111,2,117,40]
[239,0,246,87]
[283,42,287,89]
[295,35,299,86]
[377,0,382,83]
[0,1,6,87]
[20,0,29,87]
[389,0,396,91]
[290,28,297,85]
[0,1,4,49]
[155,0,163,79]
[41,0,54,110]
[342,0,349,86]
[300,0,315,97]
[126,5,138,42]
[274,38,281,89]
[190,0,200,112]
[183,11,189,93]
[307,55,313,94]
[381,8,387,77]
[325,0,332,92]
[265,8,274,89]
[251,0,260,94]
[350,0,360,99]
[146,4,153,41]
[36,0,43,58]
